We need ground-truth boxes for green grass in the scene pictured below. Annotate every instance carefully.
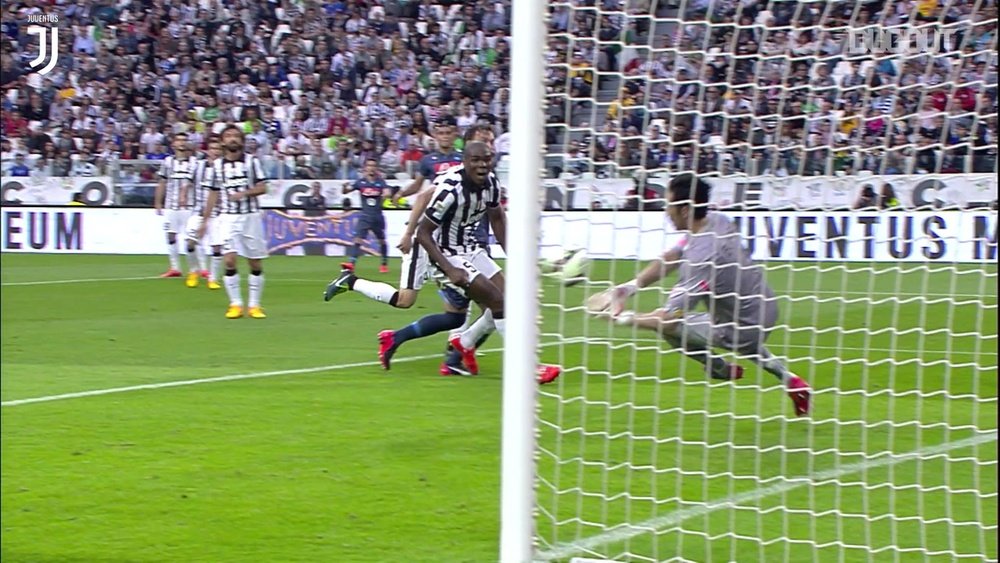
[1,254,996,562]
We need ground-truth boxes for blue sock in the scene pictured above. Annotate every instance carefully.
[394,312,466,347]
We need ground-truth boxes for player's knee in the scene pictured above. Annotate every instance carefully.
[394,290,417,309]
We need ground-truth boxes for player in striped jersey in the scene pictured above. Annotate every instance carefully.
[200,125,270,319]
[417,141,560,384]
[155,133,201,278]
[184,137,224,290]
[323,123,496,372]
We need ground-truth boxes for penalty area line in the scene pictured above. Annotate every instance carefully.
[533,430,999,562]
[1,347,505,407]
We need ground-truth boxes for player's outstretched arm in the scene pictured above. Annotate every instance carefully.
[587,247,683,315]
[394,175,424,201]
[399,188,436,248]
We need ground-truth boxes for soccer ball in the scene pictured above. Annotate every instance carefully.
[540,247,591,286]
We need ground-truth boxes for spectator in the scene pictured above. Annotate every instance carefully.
[855,186,879,210]
[8,153,30,176]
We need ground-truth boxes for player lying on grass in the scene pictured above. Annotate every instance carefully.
[417,141,561,384]
[587,173,811,416]
[323,124,497,374]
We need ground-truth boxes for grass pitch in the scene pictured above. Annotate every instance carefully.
[1,254,996,562]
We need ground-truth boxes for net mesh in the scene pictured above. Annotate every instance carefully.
[531,0,998,561]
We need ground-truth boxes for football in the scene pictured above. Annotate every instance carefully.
[540,248,591,286]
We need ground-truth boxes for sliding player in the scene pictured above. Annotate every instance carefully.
[323,123,495,372]
[418,141,560,384]
[584,173,812,416]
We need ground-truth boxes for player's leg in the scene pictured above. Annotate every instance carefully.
[347,220,371,267]
[376,216,389,274]
[219,215,245,318]
[379,290,468,370]
[183,213,203,288]
[736,303,812,415]
[161,211,182,277]
[242,212,268,319]
[324,242,422,308]
[208,246,223,289]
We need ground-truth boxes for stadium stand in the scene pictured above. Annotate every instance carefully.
[0,0,996,206]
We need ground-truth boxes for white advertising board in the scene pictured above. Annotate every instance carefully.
[2,207,995,264]
[0,176,116,206]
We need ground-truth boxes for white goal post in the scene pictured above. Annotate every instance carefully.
[503,0,998,562]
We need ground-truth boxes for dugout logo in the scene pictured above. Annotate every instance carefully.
[25,14,60,76]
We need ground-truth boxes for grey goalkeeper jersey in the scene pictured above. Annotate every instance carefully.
[667,212,776,328]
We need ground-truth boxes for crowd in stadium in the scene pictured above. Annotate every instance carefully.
[0,0,997,193]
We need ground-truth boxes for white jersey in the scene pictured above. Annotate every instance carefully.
[209,155,268,215]
[158,155,200,210]
[423,165,501,256]
[193,159,220,217]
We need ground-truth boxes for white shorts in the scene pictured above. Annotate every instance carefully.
[217,212,268,259]
[163,209,192,235]
[400,241,430,291]
[431,248,502,293]
[185,214,224,247]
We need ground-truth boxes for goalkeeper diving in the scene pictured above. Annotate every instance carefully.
[588,173,812,416]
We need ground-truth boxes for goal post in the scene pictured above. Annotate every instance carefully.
[502,0,998,561]
[501,1,548,562]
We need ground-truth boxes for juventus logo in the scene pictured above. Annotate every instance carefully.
[26,16,60,76]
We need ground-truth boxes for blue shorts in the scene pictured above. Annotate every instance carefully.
[438,286,471,310]
[355,215,385,240]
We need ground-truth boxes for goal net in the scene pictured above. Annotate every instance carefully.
[512,0,1000,561]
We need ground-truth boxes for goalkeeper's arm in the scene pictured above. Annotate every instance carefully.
[617,247,683,297]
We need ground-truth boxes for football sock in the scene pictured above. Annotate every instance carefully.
[248,270,264,308]
[380,240,388,264]
[460,309,494,350]
[224,269,242,306]
[394,312,466,347]
[167,239,180,270]
[353,279,399,305]
[210,252,222,281]
[751,345,793,385]
[195,245,207,272]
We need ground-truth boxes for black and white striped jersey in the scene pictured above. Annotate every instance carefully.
[157,155,200,210]
[194,159,221,217]
[423,165,501,256]
[209,155,268,215]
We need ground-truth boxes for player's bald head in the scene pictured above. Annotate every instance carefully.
[464,141,491,161]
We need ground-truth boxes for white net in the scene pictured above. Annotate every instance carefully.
[529,0,999,561]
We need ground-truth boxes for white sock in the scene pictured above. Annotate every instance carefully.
[460,309,494,349]
[353,279,398,304]
[210,254,222,281]
[195,245,207,272]
[494,317,506,338]
[248,273,264,308]
[186,247,199,273]
[450,309,475,339]
[167,240,180,270]
[224,272,242,306]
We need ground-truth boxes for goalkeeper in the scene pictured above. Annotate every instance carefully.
[591,173,812,416]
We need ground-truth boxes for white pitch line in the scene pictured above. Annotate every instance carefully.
[1,347,504,407]
[1,276,160,286]
[534,431,999,562]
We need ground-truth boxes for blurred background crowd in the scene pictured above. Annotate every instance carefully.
[0,0,996,206]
